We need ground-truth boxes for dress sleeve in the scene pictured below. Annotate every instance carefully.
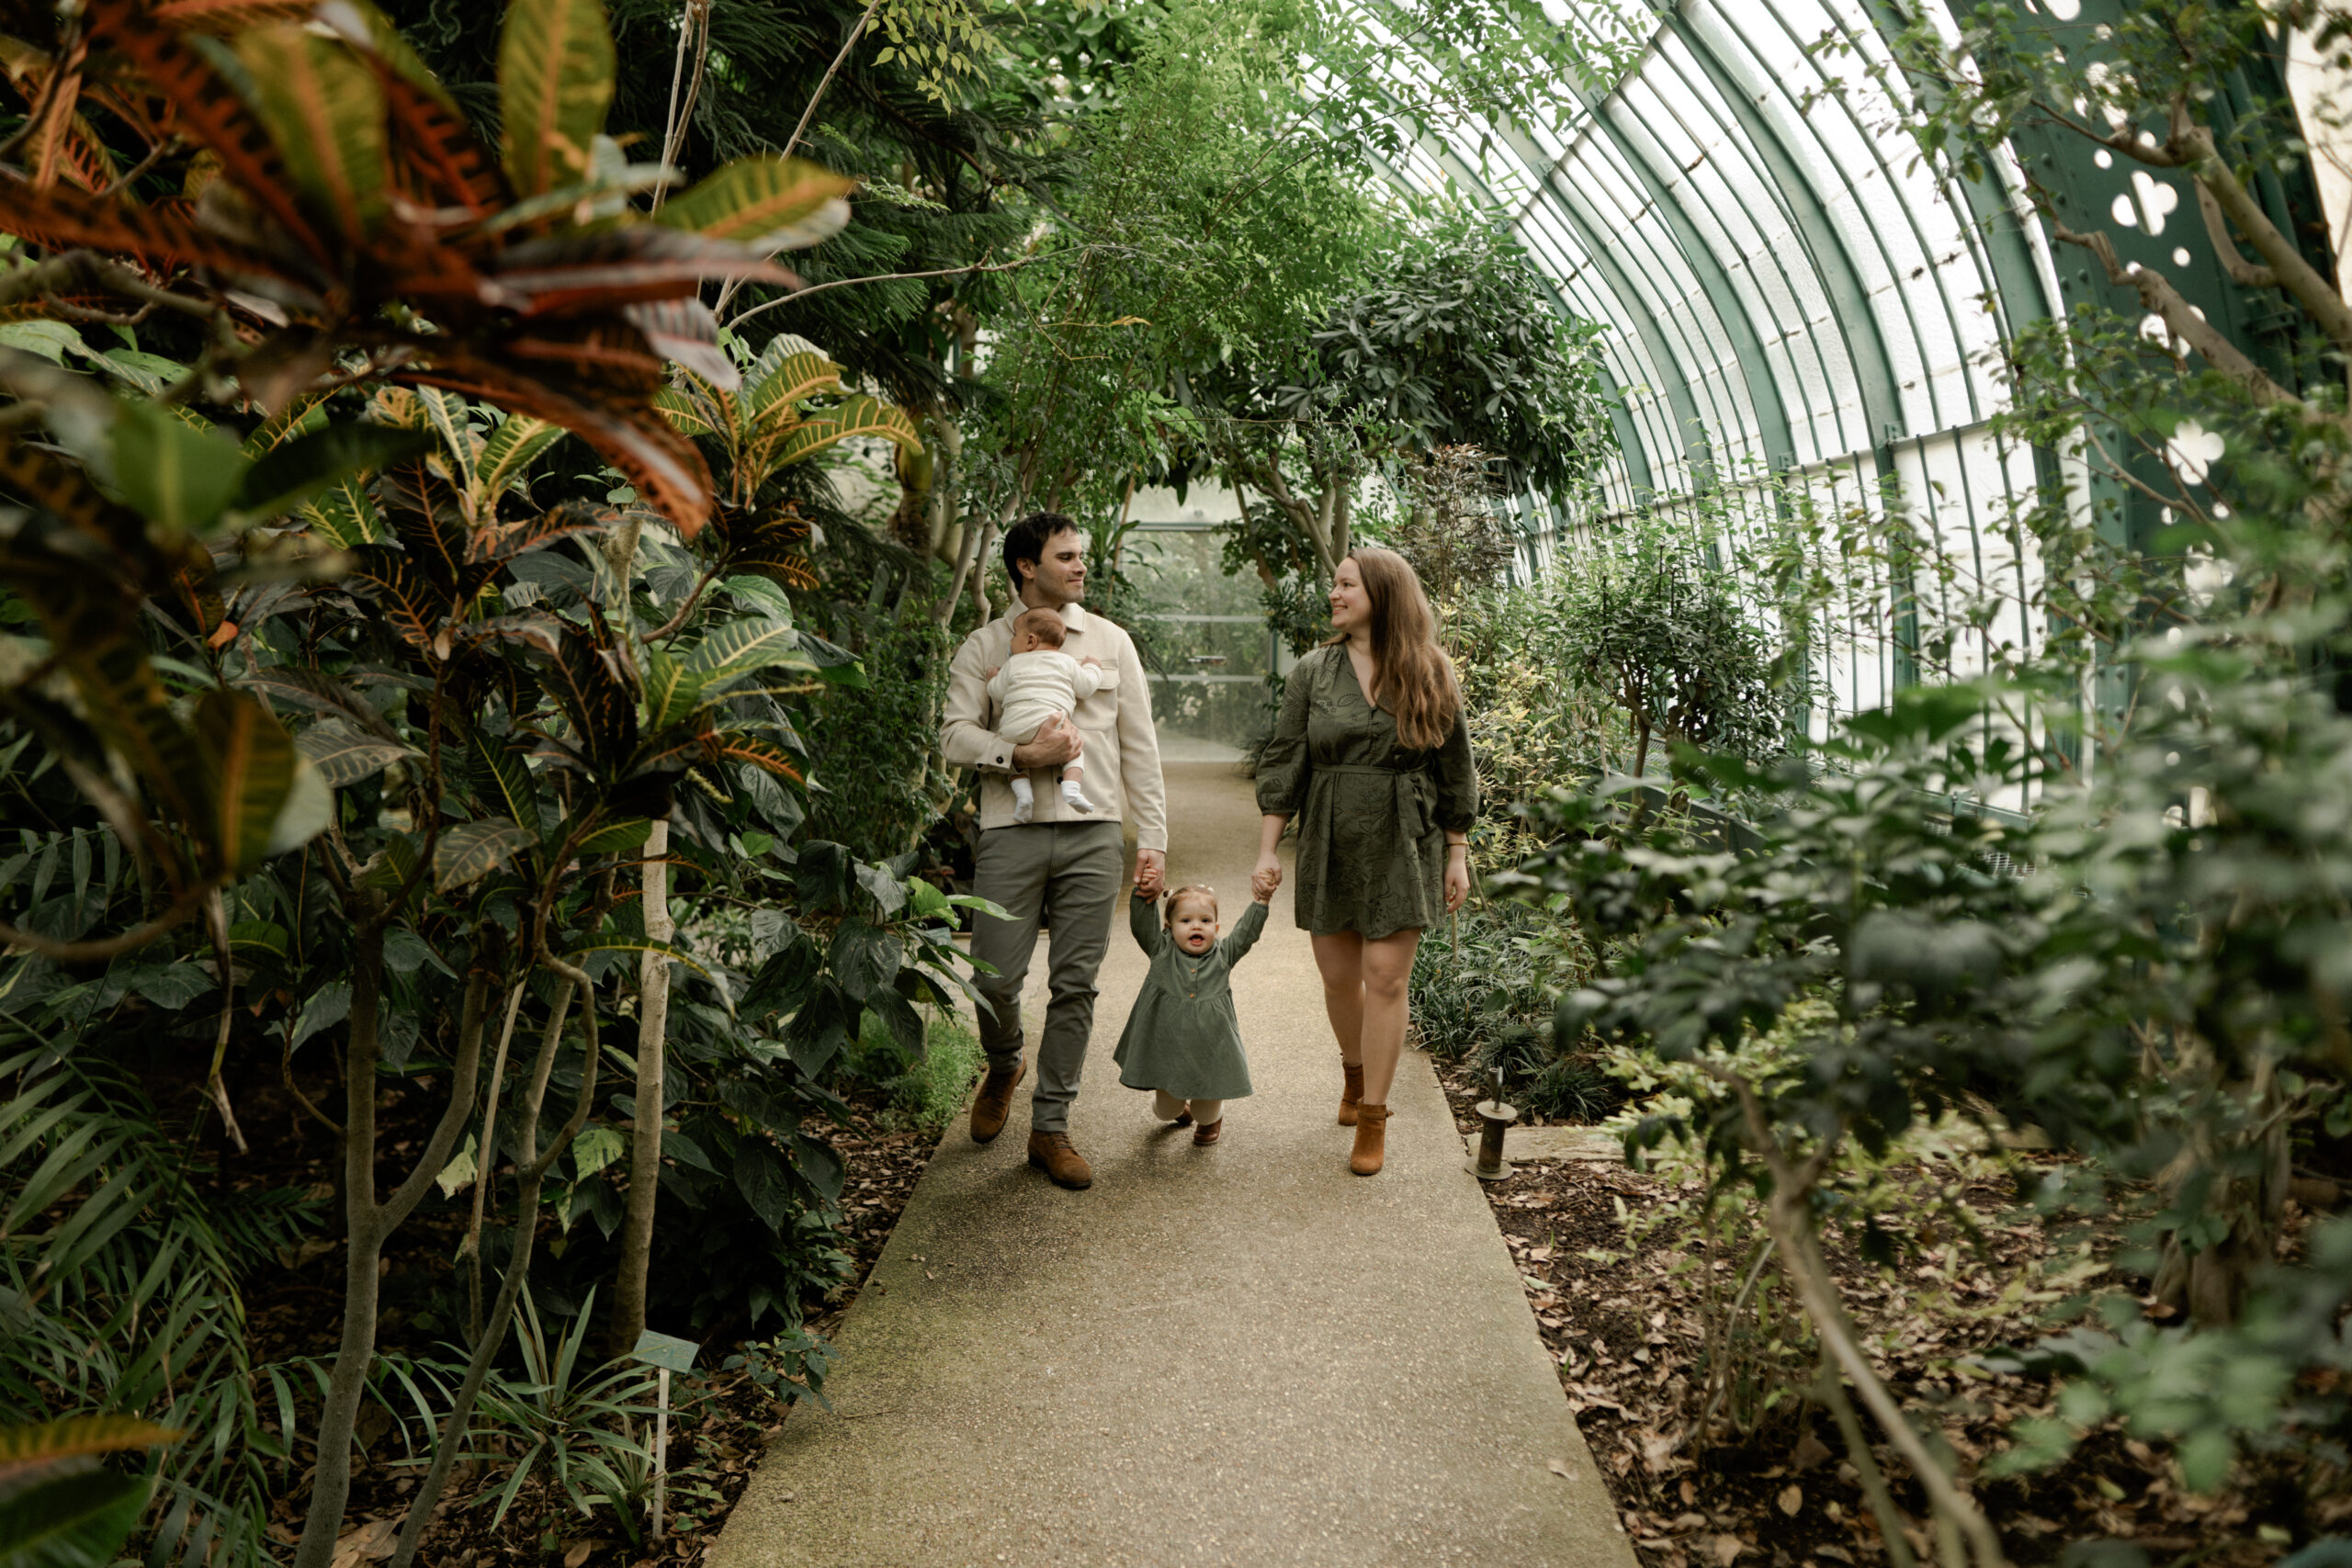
[1433,696,1478,833]
[1255,651,1317,817]
[1220,899,1270,964]
[1129,890,1167,956]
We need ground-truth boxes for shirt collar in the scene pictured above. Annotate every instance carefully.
[1001,599,1090,633]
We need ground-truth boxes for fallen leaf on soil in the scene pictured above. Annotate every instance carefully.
[563,1541,598,1568]
[1792,1429,1832,1472]
[1711,1532,1745,1565]
[1547,1458,1577,1481]
[329,1518,398,1568]
[1778,1484,1803,1517]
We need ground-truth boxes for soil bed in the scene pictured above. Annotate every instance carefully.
[211,1065,941,1568]
[1430,1055,2320,1568]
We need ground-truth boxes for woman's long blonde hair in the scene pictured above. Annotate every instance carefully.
[1331,546,1459,751]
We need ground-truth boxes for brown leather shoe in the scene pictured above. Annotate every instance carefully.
[1026,1130,1093,1189]
[1338,1061,1365,1126]
[969,1057,1025,1144]
[1350,1102,1389,1176]
[1192,1119,1222,1146]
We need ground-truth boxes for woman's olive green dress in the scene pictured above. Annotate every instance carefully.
[1255,646,1477,941]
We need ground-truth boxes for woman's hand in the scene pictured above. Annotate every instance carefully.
[1253,851,1283,900]
[1442,842,1471,913]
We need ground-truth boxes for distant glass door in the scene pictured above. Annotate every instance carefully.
[1117,524,1274,756]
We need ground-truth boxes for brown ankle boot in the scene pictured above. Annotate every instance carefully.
[1349,1103,1390,1176]
[1026,1130,1094,1190]
[969,1057,1025,1144]
[1192,1119,1222,1146]
[1338,1062,1365,1126]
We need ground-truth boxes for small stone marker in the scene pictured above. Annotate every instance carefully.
[627,1330,700,1538]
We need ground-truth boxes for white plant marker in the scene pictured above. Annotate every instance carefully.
[627,1331,701,1540]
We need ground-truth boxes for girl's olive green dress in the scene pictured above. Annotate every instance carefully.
[1113,895,1265,1102]
[1255,645,1477,941]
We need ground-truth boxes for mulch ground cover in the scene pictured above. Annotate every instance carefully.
[1430,1055,2328,1568]
[201,1062,942,1568]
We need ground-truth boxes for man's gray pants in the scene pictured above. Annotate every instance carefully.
[969,820,1123,1136]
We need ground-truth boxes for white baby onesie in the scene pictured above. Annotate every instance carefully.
[987,649,1110,744]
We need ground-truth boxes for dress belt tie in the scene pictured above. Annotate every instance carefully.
[1308,763,1433,838]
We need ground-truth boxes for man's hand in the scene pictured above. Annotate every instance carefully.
[1252,852,1282,902]
[1012,713,1082,770]
[983,665,1000,680]
[1134,849,1166,899]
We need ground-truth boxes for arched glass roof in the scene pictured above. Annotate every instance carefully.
[1320,0,2329,750]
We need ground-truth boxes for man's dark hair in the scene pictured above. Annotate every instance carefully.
[1001,511,1081,592]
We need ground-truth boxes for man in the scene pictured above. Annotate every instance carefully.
[940,513,1167,1190]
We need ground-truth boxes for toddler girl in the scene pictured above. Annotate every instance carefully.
[986,606,1110,823]
[1113,873,1273,1145]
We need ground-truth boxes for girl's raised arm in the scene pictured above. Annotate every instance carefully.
[1129,888,1166,955]
[1220,898,1270,964]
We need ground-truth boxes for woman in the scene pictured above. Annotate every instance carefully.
[1254,547,1476,1176]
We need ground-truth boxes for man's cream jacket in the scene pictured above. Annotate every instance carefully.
[940,601,1167,852]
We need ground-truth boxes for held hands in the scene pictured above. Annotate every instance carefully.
[1251,852,1282,904]
[1134,850,1166,900]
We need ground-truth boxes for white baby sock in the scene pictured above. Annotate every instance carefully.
[1010,775,1035,824]
[1060,778,1093,814]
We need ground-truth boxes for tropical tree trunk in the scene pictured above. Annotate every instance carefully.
[611,819,673,1349]
[292,938,488,1568]
[389,980,596,1568]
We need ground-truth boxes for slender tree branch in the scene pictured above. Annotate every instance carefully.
[784,0,886,162]
[2194,177,2277,288]
[2179,120,2352,356]
[723,254,1053,332]
[200,890,247,1155]
[0,881,217,960]
[2046,215,2294,408]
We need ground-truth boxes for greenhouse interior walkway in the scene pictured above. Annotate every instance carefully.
[708,760,1634,1568]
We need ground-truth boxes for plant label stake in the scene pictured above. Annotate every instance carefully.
[1468,1062,1517,1182]
[628,1330,700,1538]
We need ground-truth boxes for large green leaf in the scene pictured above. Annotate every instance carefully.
[469,729,540,828]
[194,691,300,875]
[237,423,434,520]
[640,644,706,730]
[654,156,855,249]
[234,24,390,242]
[298,471,387,547]
[0,1466,149,1568]
[111,400,250,533]
[434,818,538,891]
[828,919,902,1004]
[0,1416,181,1469]
[651,386,720,441]
[472,412,565,501]
[293,720,411,788]
[497,0,616,197]
[763,395,922,479]
[743,349,842,438]
[17,570,209,835]
[680,620,811,683]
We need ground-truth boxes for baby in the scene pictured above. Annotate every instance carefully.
[1111,871,1275,1145]
[987,606,1108,824]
